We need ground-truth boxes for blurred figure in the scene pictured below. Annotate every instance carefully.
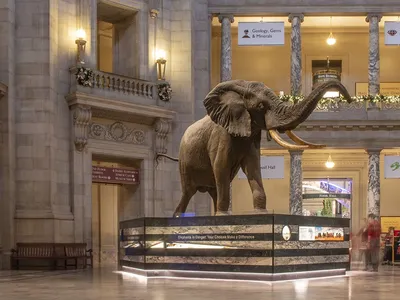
[356,218,368,268]
[365,213,381,272]
[382,226,394,265]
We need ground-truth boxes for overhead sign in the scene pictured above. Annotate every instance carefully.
[238,156,284,179]
[384,156,400,178]
[238,22,285,46]
[92,166,140,185]
[384,21,400,45]
[302,193,351,199]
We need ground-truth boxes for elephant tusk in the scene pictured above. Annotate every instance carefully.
[268,130,309,150]
[285,130,326,149]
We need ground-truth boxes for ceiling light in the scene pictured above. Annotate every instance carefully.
[326,17,336,46]
[327,33,336,46]
[325,155,335,169]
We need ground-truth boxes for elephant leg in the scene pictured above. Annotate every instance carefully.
[173,187,196,217]
[240,147,267,211]
[214,167,231,214]
[207,189,218,215]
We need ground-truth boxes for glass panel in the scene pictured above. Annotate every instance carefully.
[302,178,352,218]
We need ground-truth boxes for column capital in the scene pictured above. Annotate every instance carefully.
[288,13,304,23]
[366,13,382,23]
[218,14,234,23]
[366,148,383,154]
[289,149,304,155]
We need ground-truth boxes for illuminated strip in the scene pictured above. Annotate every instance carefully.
[118,267,348,283]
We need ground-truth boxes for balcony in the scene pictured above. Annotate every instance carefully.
[66,66,174,126]
[279,95,400,124]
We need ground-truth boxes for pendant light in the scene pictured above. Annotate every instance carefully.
[325,154,335,169]
[326,17,336,46]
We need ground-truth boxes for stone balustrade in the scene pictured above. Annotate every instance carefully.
[69,67,163,106]
[89,71,157,100]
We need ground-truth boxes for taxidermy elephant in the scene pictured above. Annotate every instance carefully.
[157,80,352,216]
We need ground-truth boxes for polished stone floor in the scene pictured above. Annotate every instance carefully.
[0,267,398,300]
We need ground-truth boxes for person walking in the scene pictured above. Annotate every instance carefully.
[366,213,382,272]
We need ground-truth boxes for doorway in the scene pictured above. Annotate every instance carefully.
[92,183,119,267]
[302,178,352,219]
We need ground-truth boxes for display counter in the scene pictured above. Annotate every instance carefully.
[119,214,350,281]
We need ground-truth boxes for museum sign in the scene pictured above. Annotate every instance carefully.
[238,22,285,46]
[92,166,140,185]
[238,156,284,179]
[384,21,400,45]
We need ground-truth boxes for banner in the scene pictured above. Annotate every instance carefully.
[238,22,285,46]
[238,156,284,179]
[384,21,400,45]
[384,156,400,178]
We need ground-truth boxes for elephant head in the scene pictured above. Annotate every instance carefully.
[203,79,352,150]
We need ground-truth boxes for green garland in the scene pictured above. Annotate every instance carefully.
[279,94,400,104]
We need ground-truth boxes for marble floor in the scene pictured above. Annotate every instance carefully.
[0,267,398,300]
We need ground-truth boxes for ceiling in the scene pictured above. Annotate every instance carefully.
[212,16,400,28]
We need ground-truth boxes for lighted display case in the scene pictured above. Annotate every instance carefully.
[119,214,350,282]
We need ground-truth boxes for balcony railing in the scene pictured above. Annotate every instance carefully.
[70,67,170,105]
[90,71,156,99]
[280,95,400,112]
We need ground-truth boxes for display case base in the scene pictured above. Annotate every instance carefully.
[121,266,347,282]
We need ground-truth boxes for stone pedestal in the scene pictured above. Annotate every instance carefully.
[367,149,381,217]
[288,14,304,96]
[218,14,234,82]
[289,150,303,215]
[366,14,382,96]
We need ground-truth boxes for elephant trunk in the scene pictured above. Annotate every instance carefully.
[266,80,352,132]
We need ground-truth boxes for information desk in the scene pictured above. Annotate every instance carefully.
[119,214,350,281]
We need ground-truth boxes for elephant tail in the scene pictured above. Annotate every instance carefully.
[155,153,179,166]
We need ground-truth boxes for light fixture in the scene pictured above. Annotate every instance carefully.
[326,17,336,46]
[325,155,335,169]
[75,28,87,64]
[155,49,167,81]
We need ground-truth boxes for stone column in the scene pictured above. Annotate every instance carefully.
[218,14,234,214]
[218,14,234,82]
[288,14,304,96]
[366,149,381,217]
[366,14,382,96]
[289,150,304,215]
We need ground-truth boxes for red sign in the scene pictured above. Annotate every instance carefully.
[92,166,140,185]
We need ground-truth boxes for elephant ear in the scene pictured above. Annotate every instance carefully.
[204,86,251,137]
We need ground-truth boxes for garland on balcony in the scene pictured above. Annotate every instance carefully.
[158,82,172,102]
[76,66,94,87]
[279,94,400,104]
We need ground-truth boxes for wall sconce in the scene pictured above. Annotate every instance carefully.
[325,154,335,169]
[75,28,87,64]
[156,49,167,81]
